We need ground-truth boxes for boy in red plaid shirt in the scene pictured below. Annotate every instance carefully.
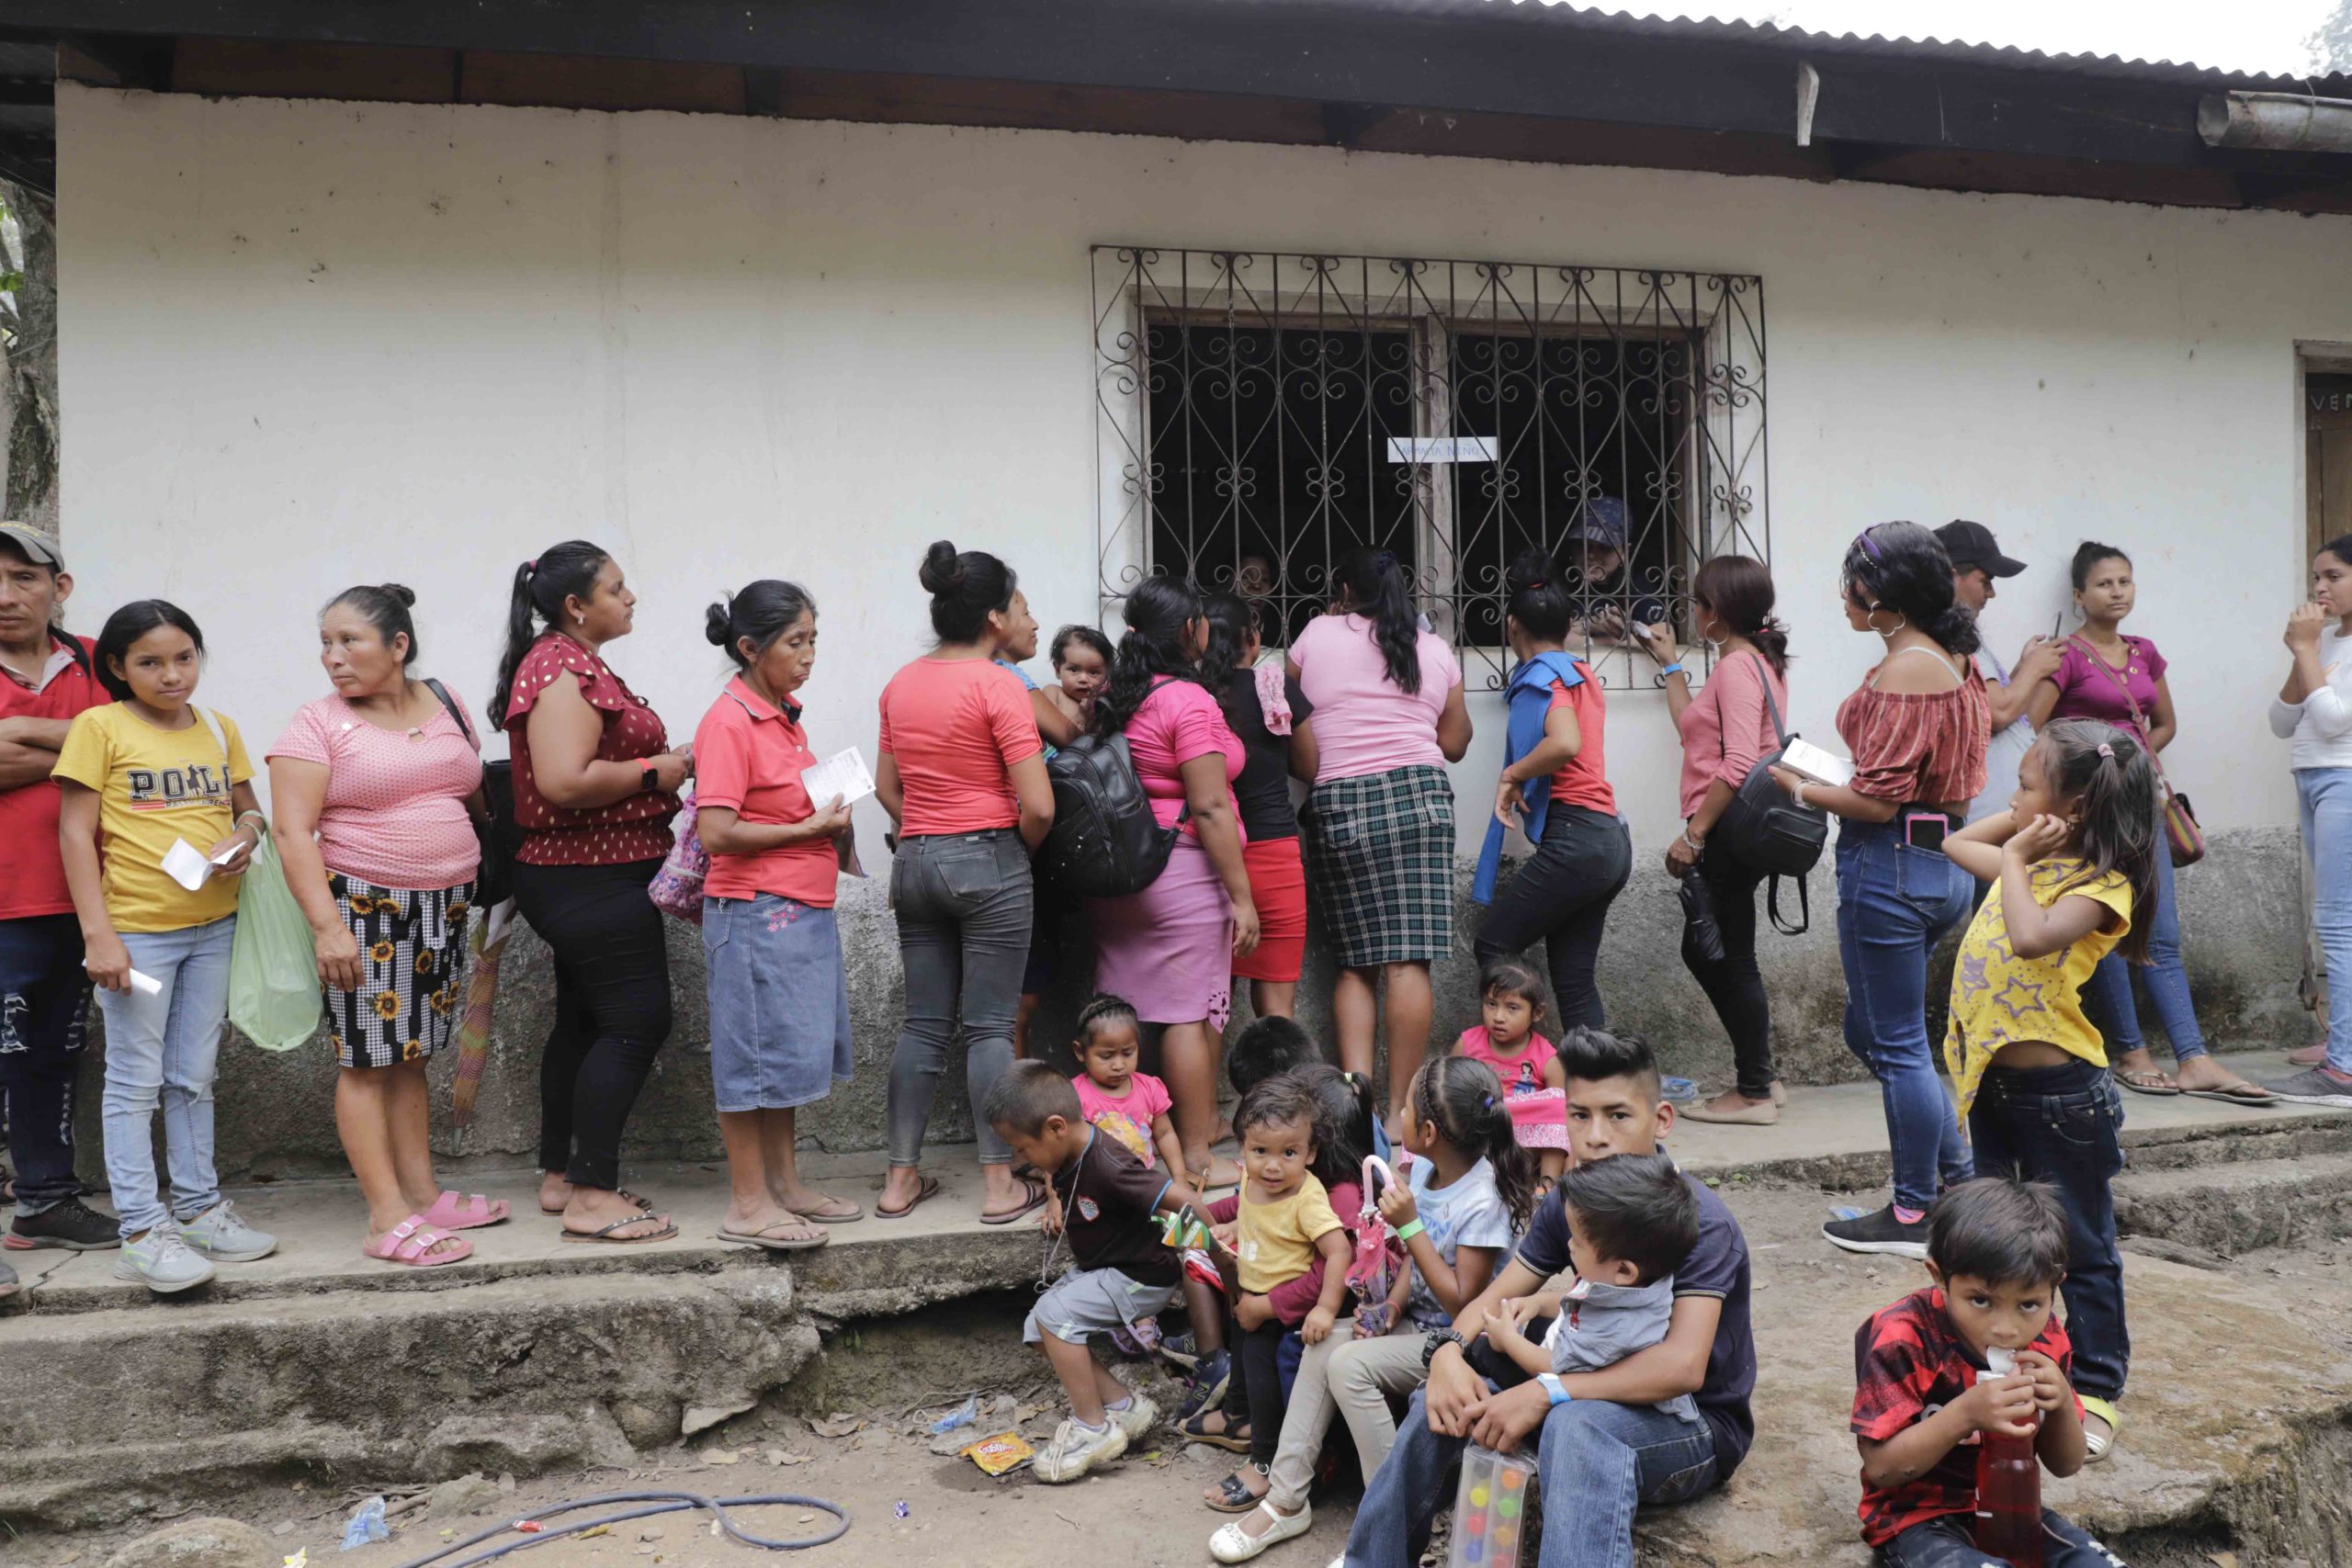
[1851,1179,2126,1567]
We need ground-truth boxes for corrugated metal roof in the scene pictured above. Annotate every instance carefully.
[1353,0,2352,93]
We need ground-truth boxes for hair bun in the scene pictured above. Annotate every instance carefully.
[703,600,733,648]
[919,540,966,594]
[379,582,417,608]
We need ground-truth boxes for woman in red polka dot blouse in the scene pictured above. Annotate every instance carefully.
[489,540,693,1245]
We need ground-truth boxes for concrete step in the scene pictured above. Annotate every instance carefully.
[2118,1147,2352,1257]
[0,1269,817,1531]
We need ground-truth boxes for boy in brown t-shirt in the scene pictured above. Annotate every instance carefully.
[985,1061,1204,1483]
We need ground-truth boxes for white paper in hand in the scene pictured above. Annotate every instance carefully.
[161,838,216,893]
[1779,739,1855,790]
[800,748,876,809]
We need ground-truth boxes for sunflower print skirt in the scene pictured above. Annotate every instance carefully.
[325,873,474,1069]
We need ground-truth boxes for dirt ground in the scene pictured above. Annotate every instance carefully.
[40,1182,2352,1568]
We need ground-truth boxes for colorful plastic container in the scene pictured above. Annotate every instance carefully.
[1446,1445,1538,1568]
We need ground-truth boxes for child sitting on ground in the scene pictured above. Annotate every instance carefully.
[983,1060,1204,1484]
[1180,1075,1352,1514]
[1208,1055,1529,1562]
[1479,1151,1703,1427]
[1851,1179,2117,1567]
[1452,960,1569,1186]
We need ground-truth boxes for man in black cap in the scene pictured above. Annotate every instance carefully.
[1935,520,2059,827]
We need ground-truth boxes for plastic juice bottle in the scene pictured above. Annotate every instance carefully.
[1973,1348,2044,1568]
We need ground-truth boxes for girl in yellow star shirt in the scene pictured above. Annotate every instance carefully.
[1939,717,2159,1467]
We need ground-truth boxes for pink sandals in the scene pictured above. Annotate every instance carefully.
[423,1190,512,1231]
[366,1216,473,1268]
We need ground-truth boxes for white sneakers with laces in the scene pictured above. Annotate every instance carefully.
[178,1199,277,1262]
[115,1227,216,1293]
[1033,1416,1128,1483]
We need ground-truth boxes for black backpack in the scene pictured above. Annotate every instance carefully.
[1040,733,1183,898]
[1708,653,1827,934]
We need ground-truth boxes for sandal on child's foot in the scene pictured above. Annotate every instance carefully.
[1206,1462,1272,1514]
[1181,1408,1252,1453]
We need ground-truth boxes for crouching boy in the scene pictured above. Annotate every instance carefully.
[985,1059,1203,1483]
[1853,1178,2126,1567]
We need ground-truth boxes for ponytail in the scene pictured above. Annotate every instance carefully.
[489,540,608,731]
[1331,547,1422,694]
[2036,718,2159,966]
[1296,1064,1377,1191]
[1092,574,1207,739]
[1411,1055,1539,1232]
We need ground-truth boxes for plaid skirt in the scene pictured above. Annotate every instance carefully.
[325,873,473,1069]
[1302,764,1457,966]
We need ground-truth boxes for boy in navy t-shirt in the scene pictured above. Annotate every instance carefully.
[1334,1027,1756,1568]
[1852,1179,2120,1567]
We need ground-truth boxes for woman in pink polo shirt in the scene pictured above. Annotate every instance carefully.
[270,585,503,1267]
[694,581,861,1252]
[876,542,1056,1224]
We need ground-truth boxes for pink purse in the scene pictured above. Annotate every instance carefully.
[647,785,710,922]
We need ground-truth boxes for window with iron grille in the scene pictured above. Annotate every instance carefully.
[1091,248,1768,690]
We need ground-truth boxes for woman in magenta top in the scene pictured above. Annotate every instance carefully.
[2025,541,2264,1101]
[875,541,1056,1224]
[269,584,503,1268]
[490,541,691,1246]
[1290,548,1471,1124]
[695,580,863,1252]
[1090,574,1259,1186]
[1636,555,1794,1125]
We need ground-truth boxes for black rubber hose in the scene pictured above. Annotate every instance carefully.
[387,1488,851,1567]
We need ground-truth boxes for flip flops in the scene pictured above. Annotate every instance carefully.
[2181,1081,2277,1105]
[366,1216,473,1268]
[875,1173,942,1220]
[979,1173,1051,1226]
[538,1187,658,1217]
[559,1213,679,1245]
[423,1190,512,1231]
[2114,1068,2182,1096]
[718,1218,831,1252]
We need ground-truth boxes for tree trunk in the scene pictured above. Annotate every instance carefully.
[1,180,60,530]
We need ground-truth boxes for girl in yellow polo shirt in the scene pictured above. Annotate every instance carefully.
[1940,717,2159,1465]
[55,601,277,1293]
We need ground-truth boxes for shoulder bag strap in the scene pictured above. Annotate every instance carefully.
[2065,636,2170,785]
[1747,653,1792,749]
[422,677,476,748]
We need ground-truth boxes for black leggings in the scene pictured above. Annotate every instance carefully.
[1220,1318,1288,1469]
[1474,805,1632,1030]
[1682,844,1775,1099]
[511,858,673,1190]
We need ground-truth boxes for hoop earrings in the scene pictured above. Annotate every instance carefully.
[1867,603,1908,638]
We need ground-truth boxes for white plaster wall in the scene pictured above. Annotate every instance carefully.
[53,84,2347,849]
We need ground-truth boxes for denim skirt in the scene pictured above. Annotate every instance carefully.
[702,892,854,1113]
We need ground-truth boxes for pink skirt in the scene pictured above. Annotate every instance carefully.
[1507,1086,1570,1152]
[1091,836,1234,1031]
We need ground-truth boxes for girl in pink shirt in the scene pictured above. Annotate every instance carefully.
[1068,995,1183,1174]
[1450,960,1568,1182]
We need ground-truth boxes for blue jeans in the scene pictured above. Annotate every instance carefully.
[2083,829,2205,1063]
[95,916,234,1238]
[1968,1060,2128,1403]
[2298,768,2352,1075]
[1836,818,1973,1213]
[1340,1386,1719,1568]
[0,913,92,1218]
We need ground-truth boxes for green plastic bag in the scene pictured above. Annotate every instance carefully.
[229,832,324,1053]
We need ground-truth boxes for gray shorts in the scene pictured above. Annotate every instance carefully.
[1023,1267,1180,1346]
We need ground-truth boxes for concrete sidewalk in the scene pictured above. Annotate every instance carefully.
[5,1049,2333,1318]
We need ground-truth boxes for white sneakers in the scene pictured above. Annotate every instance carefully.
[1210,1501,1315,1563]
[1109,1393,1159,1445]
[178,1200,277,1262]
[114,1227,215,1293]
[114,1201,278,1294]
[1034,1416,1128,1483]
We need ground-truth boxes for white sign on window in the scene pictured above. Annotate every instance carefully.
[1385,435,1498,464]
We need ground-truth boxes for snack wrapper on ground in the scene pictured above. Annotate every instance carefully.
[960,1431,1035,1475]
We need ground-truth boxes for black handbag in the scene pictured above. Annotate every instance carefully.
[424,679,517,909]
[1707,654,1827,935]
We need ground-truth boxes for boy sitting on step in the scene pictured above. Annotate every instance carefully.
[985,1060,1205,1484]
[1852,1179,2123,1567]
